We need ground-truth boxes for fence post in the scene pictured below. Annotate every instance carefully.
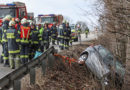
[41,60,46,75]
[48,54,55,68]
[30,68,35,85]
[13,80,21,90]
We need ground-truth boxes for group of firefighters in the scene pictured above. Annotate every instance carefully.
[0,15,73,69]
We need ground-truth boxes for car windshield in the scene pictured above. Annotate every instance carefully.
[41,17,54,23]
[95,46,114,66]
[0,8,16,18]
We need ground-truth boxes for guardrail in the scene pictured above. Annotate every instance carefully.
[0,46,56,90]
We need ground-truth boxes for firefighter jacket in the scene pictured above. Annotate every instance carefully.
[64,26,71,39]
[38,27,44,41]
[57,26,64,39]
[77,28,81,33]
[39,27,44,35]
[15,23,20,30]
[2,20,9,30]
[2,20,10,44]
[20,25,31,44]
[51,25,57,37]
[31,27,39,44]
[85,29,89,34]
[0,27,2,43]
[5,27,20,54]
[42,28,50,41]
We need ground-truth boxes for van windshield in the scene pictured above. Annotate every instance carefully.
[41,17,54,23]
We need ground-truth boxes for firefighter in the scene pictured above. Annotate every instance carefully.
[69,35,73,46]
[77,25,81,41]
[27,20,33,60]
[38,24,44,34]
[64,22,71,49]
[51,22,57,45]
[2,15,12,66]
[30,23,39,58]
[58,24,64,50]
[6,21,20,69]
[15,18,20,30]
[0,20,3,63]
[38,24,44,52]
[85,27,89,38]
[42,23,50,51]
[20,18,31,64]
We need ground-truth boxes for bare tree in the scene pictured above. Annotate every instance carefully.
[98,0,130,89]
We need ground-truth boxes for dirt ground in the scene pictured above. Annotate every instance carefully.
[21,41,119,90]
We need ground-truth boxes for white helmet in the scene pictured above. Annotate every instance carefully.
[9,21,15,26]
[28,20,33,25]
[2,17,6,22]
[5,15,12,20]
[15,18,20,22]
[21,18,27,24]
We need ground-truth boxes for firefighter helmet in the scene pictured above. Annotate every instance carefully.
[5,15,12,20]
[2,17,6,22]
[15,18,20,22]
[28,20,33,25]
[9,21,15,26]
[21,18,27,24]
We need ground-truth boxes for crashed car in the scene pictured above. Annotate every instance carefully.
[78,45,125,85]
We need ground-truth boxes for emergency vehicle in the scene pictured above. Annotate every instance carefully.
[27,12,34,20]
[0,2,28,27]
[36,14,63,28]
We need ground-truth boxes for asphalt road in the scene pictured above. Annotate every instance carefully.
[0,32,98,80]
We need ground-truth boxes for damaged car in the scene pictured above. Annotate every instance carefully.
[78,45,125,86]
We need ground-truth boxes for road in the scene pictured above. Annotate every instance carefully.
[0,32,98,80]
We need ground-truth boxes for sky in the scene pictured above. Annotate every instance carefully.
[1,0,99,30]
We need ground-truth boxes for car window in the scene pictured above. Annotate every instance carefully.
[115,61,125,77]
[97,46,114,66]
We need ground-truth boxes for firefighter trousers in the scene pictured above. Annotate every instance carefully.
[57,37,60,45]
[43,41,49,51]
[51,36,56,45]
[39,41,44,52]
[20,44,29,64]
[3,43,9,66]
[9,54,20,69]
[60,38,64,50]
[0,44,4,63]
[69,38,72,46]
[64,39,69,49]
[29,44,39,59]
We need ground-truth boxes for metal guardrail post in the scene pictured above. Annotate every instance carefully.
[13,80,21,90]
[30,68,35,85]
[48,54,55,68]
[41,60,46,75]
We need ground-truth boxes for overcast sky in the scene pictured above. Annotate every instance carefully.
[1,0,99,30]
